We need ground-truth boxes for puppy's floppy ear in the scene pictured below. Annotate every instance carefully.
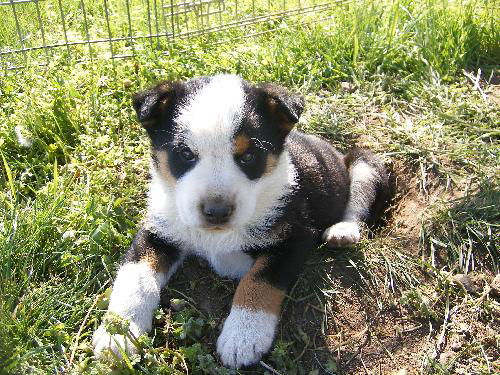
[132,81,183,127]
[257,83,305,135]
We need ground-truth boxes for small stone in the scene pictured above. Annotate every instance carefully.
[438,351,455,365]
[169,298,187,311]
[62,230,76,240]
[392,369,408,375]
[451,273,477,293]
[490,274,500,297]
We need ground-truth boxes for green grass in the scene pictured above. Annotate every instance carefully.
[422,183,499,273]
[1,0,499,373]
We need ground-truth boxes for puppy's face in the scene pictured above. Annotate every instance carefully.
[133,75,304,231]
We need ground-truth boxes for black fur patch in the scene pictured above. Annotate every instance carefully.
[167,144,199,179]
[123,229,181,269]
[253,230,315,291]
[232,130,271,180]
[286,132,350,230]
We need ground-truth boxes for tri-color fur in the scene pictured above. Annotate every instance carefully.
[93,74,389,368]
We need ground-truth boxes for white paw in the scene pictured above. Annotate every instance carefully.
[323,221,361,248]
[92,325,139,360]
[217,307,278,369]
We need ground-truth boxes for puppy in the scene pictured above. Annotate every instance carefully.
[93,74,388,368]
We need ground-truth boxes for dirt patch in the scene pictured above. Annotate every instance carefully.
[383,161,428,256]
[436,302,500,374]
[382,158,468,258]
[274,251,433,374]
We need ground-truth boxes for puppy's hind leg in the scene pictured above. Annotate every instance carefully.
[323,148,389,248]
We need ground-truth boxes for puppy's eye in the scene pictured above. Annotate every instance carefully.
[239,151,256,165]
[179,147,196,162]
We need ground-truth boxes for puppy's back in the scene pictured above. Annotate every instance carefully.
[286,131,350,232]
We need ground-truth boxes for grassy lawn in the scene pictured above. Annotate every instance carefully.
[1,0,499,373]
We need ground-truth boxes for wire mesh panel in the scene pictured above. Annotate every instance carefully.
[0,0,345,70]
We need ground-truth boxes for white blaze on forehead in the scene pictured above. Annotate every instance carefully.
[175,74,245,153]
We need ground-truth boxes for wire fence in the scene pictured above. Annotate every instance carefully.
[0,0,346,71]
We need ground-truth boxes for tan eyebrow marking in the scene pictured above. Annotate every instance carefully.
[233,134,251,155]
[264,154,279,175]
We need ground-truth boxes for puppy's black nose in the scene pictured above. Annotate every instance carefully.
[201,199,234,225]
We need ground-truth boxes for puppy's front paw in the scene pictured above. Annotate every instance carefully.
[93,325,139,360]
[323,221,361,248]
[217,307,278,369]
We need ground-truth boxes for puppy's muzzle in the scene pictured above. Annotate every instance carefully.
[201,197,234,225]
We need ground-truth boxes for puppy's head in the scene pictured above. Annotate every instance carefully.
[133,74,304,231]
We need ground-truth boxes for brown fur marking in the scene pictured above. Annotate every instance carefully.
[264,154,279,175]
[141,250,168,272]
[154,150,176,186]
[233,134,251,155]
[133,233,170,272]
[233,257,285,315]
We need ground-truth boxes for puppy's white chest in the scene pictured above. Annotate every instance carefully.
[201,250,254,280]
[145,215,256,279]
